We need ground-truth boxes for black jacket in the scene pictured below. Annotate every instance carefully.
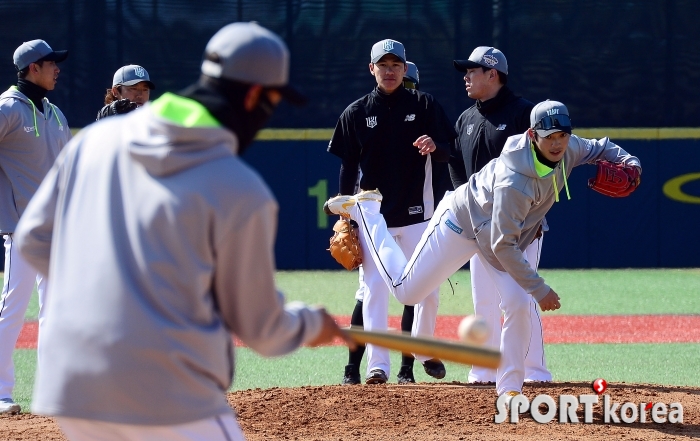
[328,86,456,227]
[449,86,533,187]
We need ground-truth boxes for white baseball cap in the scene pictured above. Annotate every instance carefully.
[201,22,305,105]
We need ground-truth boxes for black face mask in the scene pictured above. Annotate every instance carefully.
[235,91,275,151]
[179,76,276,155]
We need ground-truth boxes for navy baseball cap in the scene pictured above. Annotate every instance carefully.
[530,100,572,137]
[404,61,419,85]
[454,46,508,75]
[370,39,406,64]
[201,22,306,106]
[13,39,68,71]
[113,65,155,89]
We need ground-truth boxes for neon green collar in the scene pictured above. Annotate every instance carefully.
[150,92,221,128]
[531,142,553,178]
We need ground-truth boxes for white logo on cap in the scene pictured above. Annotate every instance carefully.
[383,40,394,51]
[482,55,499,67]
[367,116,377,128]
[546,109,560,115]
[134,67,145,78]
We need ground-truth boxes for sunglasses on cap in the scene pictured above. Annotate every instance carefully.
[403,80,416,89]
[534,114,572,131]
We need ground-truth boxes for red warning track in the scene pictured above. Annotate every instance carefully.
[16,315,700,349]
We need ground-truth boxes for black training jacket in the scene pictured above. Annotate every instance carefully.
[328,86,456,228]
[449,86,534,187]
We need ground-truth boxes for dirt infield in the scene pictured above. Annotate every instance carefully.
[2,382,698,440]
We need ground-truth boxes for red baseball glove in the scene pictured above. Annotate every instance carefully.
[588,160,641,198]
[328,218,362,270]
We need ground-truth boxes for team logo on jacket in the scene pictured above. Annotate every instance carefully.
[405,114,415,121]
[496,124,507,130]
[366,116,377,128]
[445,218,463,234]
[467,124,474,135]
[23,126,35,133]
[134,66,146,78]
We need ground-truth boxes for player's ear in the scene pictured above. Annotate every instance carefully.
[369,63,375,75]
[244,84,263,112]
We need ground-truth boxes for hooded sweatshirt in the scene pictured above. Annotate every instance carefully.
[450,132,641,301]
[15,93,324,425]
[0,86,71,233]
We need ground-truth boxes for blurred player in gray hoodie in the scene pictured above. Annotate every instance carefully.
[15,22,351,440]
[324,100,640,405]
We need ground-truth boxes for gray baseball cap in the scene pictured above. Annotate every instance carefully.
[404,61,419,85]
[201,22,305,105]
[453,46,508,75]
[113,65,155,89]
[13,39,68,71]
[370,39,406,64]
[530,100,572,137]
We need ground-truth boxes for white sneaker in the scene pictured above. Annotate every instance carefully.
[323,189,382,217]
[0,398,20,414]
[501,391,524,411]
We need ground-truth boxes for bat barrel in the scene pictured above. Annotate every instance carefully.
[344,327,501,369]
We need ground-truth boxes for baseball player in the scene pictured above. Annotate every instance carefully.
[329,40,456,384]
[96,64,156,120]
[0,39,71,415]
[342,60,452,385]
[324,100,641,403]
[15,22,351,440]
[451,46,551,384]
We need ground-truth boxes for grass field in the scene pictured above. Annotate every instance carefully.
[7,268,700,412]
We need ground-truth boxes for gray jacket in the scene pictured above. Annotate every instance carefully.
[15,95,325,425]
[0,86,71,233]
[451,132,641,301]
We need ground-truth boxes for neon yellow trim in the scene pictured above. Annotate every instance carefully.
[28,100,39,137]
[150,92,221,128]
[49,103,62,128]
[561,157,571,200]
[531,143,553,177]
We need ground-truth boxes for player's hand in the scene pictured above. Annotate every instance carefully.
[538,289,561,311]
[307,308,357,350]
[413,135,436,155]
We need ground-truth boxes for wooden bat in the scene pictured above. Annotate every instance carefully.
[344,327,501,369]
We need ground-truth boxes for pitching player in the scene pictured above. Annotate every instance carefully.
[324,100,641,402]
[451,46,550,384]
[0,39,71,415]
[15,22,351,440]
[329,40,456,384]
[96,64,156,120]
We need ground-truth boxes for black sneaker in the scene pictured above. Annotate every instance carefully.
[365,368,388,384]
[422,358,446,379]
[397,365,415,384]
[342,364,361,385]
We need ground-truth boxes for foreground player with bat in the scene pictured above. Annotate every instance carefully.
[14,22,352,440]
[324,100,641,406]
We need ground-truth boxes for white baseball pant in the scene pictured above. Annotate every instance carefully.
[356,220,440,377]
[0,234,47,399]
[56,412,245,441]
[348,192,541,394]
[468,237,551,383]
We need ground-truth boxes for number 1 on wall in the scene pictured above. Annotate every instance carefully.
[308,179,328,229]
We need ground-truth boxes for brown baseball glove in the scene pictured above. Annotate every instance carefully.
[328,218,362,270]
[588,160,641,198]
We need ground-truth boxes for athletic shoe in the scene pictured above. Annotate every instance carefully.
[0,398,20,415]
[396,365,416,384]
[501,391,524,411]
[342,364,361,385]
[422,358,446,379]
[365,368,388,384]
[323,189,382,217]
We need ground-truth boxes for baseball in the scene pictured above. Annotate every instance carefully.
[457,315,490,345]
